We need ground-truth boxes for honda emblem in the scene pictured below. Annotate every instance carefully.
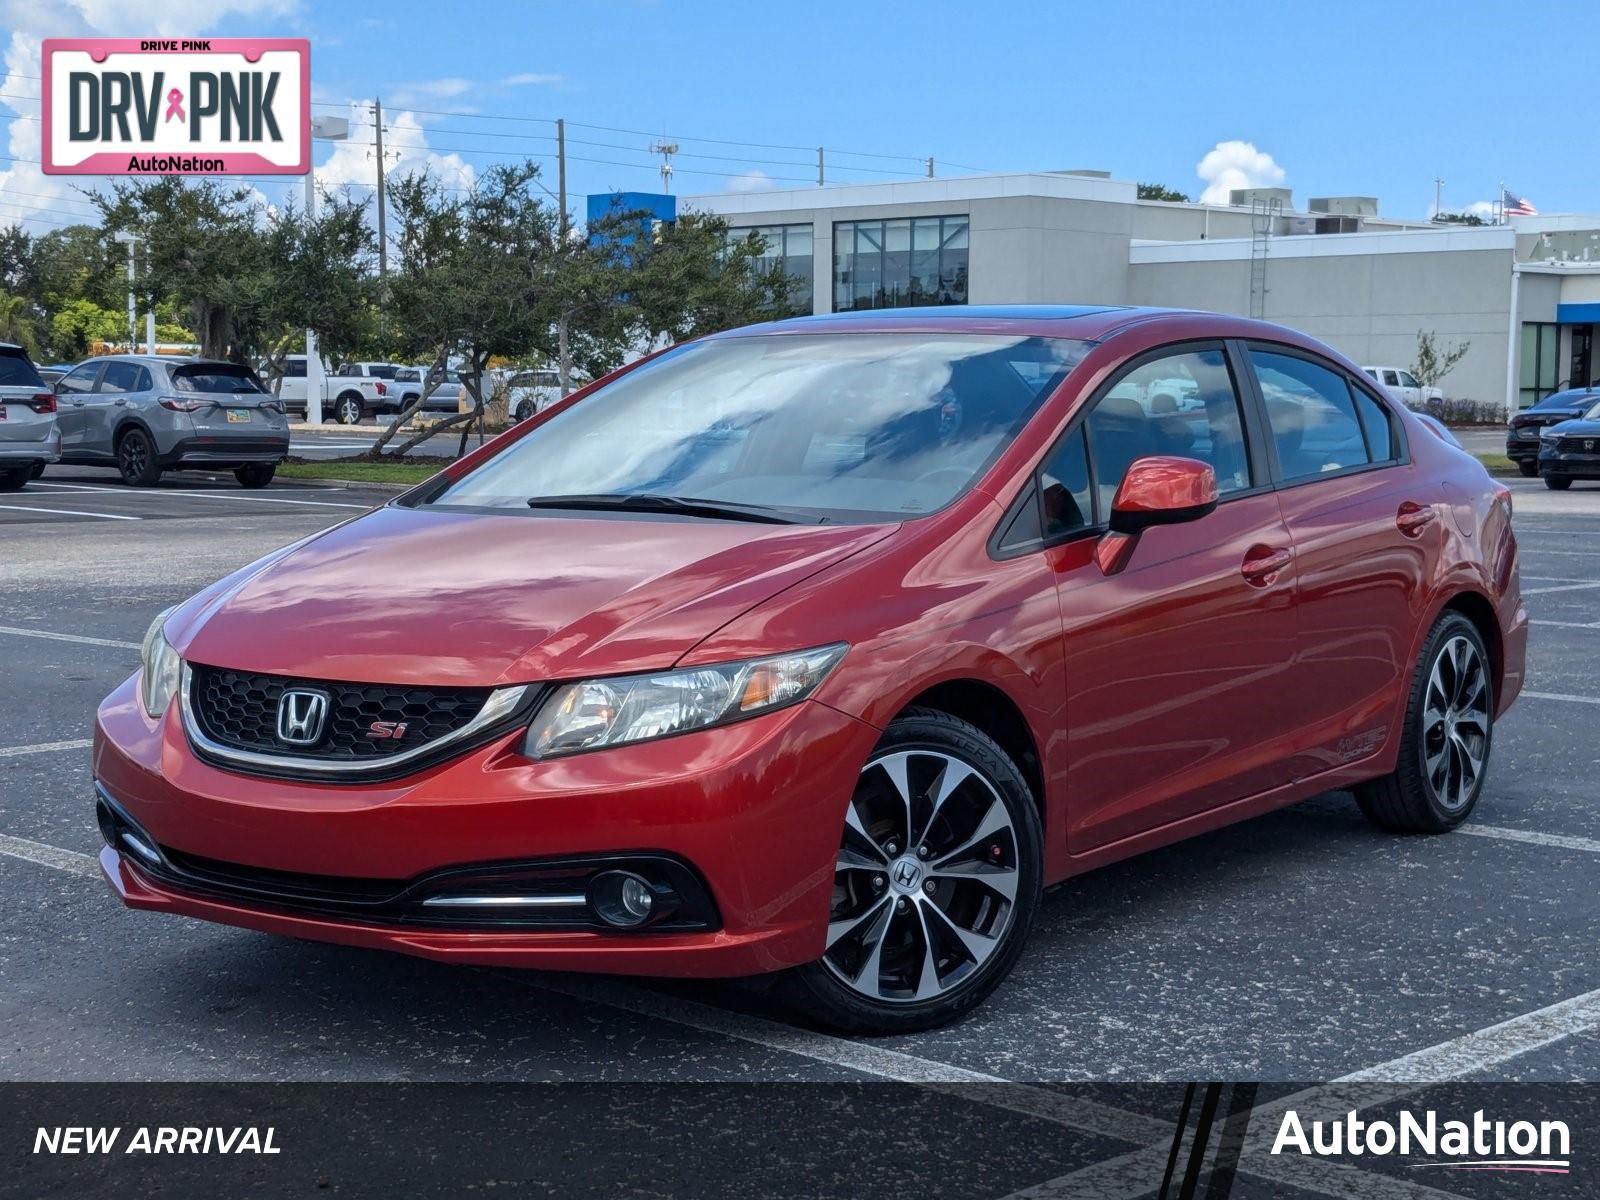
[276,688,330,746]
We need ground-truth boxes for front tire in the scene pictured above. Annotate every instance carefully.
[1518,460,1539,478]
[234,463,276,489]
[1355,612,1492,833]
[782,708,1042,1034]
[115,428,162,487]
[1544,474,1573,490]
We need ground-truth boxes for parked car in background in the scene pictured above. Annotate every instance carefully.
[388,365,462,414]
[95,307,1525,1033]
[1536,396,1600,490]
[37,364,72,389]
[0,342,59,490]
[54,356,288,488]
[1361,366,1444,409]
[1507,387,1600,476]
[272,355,391,425]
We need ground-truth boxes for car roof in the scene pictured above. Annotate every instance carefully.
[709,304,1339,348]
[74,354,237,367]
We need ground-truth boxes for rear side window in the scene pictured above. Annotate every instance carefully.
[98,361,148,392]
[1352,388,1396,461]
[0,348,44,387]
[1252,351,1370,481]
[285,358,307,378]
[172,365,266,394]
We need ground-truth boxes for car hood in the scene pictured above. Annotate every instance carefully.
[1546,418,1600,436]
[171,504,897,687]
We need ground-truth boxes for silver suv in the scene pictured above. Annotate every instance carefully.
[54,356,290,488]
[0,343,60,491]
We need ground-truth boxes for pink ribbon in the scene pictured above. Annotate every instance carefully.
[164,88,184,123]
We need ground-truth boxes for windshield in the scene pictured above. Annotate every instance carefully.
[172,364,267,394]
[429,332,1091,522]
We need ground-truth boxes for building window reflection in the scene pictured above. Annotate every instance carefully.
[725,223,813,313]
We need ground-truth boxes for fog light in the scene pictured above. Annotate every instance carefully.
[589,870,656,928]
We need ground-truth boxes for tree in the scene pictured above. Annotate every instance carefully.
[1411,330,1470,390]
[0,291,43,355]
[624,210,794,346]
[1431,211,1487,227]
[1138,182,1191,202]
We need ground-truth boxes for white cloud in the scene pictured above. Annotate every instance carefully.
[314,102,474,199]
[728,168,774,193]
[389,77,474,107]
[1196,140,1286,205]
[502,72,562,87]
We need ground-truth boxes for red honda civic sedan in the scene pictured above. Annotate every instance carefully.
[94,306,1527,1032]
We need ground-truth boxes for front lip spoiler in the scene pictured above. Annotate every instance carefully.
[178,662,537,783]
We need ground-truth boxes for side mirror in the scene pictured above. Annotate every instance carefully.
[1108,455,1219,535]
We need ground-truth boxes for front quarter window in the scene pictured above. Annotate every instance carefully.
[428,333,1091,523]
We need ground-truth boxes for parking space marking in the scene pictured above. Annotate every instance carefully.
[0,503,142,521]
[0,834,99,879]
[1520,574,1598,583]
[1459,824,1600,855]
[1522,581,1600,595]
[27,481,371,510]
[1523,690,1600,705]
[0,739,92,759]
[0,624,139,650]
[1530,619,1600,629]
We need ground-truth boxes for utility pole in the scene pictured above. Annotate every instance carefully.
[817,146,824,187]
[557,117,572,397]
[112,231,142,353]
[927,156,934,178]
[1433,177,1444,218]
[374,98,388,278]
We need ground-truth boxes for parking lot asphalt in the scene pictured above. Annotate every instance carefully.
[290,419,495,459]
[3,466,1600,1124]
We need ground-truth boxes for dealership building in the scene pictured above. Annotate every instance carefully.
[677,171,1600,415]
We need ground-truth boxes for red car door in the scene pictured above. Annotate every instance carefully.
[1023,343,1303,853]
[1245,345,1432,780]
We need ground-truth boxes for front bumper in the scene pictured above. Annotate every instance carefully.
[94,673,879,977]
[1537,445,1600,478]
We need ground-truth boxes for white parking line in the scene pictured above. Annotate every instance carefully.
[1520,575,1598,583]
[0,834,99,878]
[0,624,139,650]
[1524,690,1600,705]
[0,503,142,521]
[0,739,92,759]
[1530,619,1600,629]
[1459,825,1600,855]
[1522,581,1600,595]
[27,481,370,510]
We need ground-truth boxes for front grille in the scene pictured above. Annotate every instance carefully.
[188,663,492,761]
[1560,436,1599,454]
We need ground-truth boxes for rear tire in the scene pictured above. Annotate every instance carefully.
[29,461,45,479]
[335,394,364,425]
[1544,474,1572,490]
[115,428,162,487]
[1354,612,1492,833]
[234,463,276,489]
[0,466,28,492]
[1518,460,1538,478]
[780,707,1042,1034]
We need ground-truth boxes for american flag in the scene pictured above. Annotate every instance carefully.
[1502,188,1538,217]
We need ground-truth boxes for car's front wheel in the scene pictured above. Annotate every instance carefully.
[1519,460,1539,477]
[782,708,1042,1034]
[1544,474,1573,491]
[1355,611,1492,832]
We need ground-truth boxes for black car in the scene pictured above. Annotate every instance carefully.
[1537,396,1600,490]
[1508,387,1600,475]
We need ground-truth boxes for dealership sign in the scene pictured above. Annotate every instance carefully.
[41,38,309,175]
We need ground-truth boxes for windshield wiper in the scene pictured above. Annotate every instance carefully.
[524,493,802,524]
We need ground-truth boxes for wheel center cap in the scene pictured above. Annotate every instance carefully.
[890,857,924,894]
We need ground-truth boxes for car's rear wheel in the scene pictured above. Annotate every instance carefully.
[0,466,28,492]
[1518,460,1539,477]
[1355,612,1492,833]
[782,708,1041,1034]
[234,463,276,489]
[335,394,364,425]
[1544,474,1573,490]
[29,461,45,479]
[115,428,162,487]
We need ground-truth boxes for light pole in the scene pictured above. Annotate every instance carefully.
[303,115,350,425]
[111,231,149,353]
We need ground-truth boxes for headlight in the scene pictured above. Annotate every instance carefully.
[522,643,847,759]
[139,607,181,719]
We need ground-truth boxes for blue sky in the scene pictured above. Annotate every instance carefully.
[0,0,1589,230]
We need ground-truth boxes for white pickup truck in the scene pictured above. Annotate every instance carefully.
[1361,366,1444,409]
[272,355,392,424]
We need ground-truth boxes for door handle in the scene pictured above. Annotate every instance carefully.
[1241,545,1292,586]
[113,398,127,406]
[70,399,85,407]
[1396,501,1438,537]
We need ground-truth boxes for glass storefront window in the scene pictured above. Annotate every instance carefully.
[724,223,813,313]
[833,215,970,311]
[1519,321,1559,408]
